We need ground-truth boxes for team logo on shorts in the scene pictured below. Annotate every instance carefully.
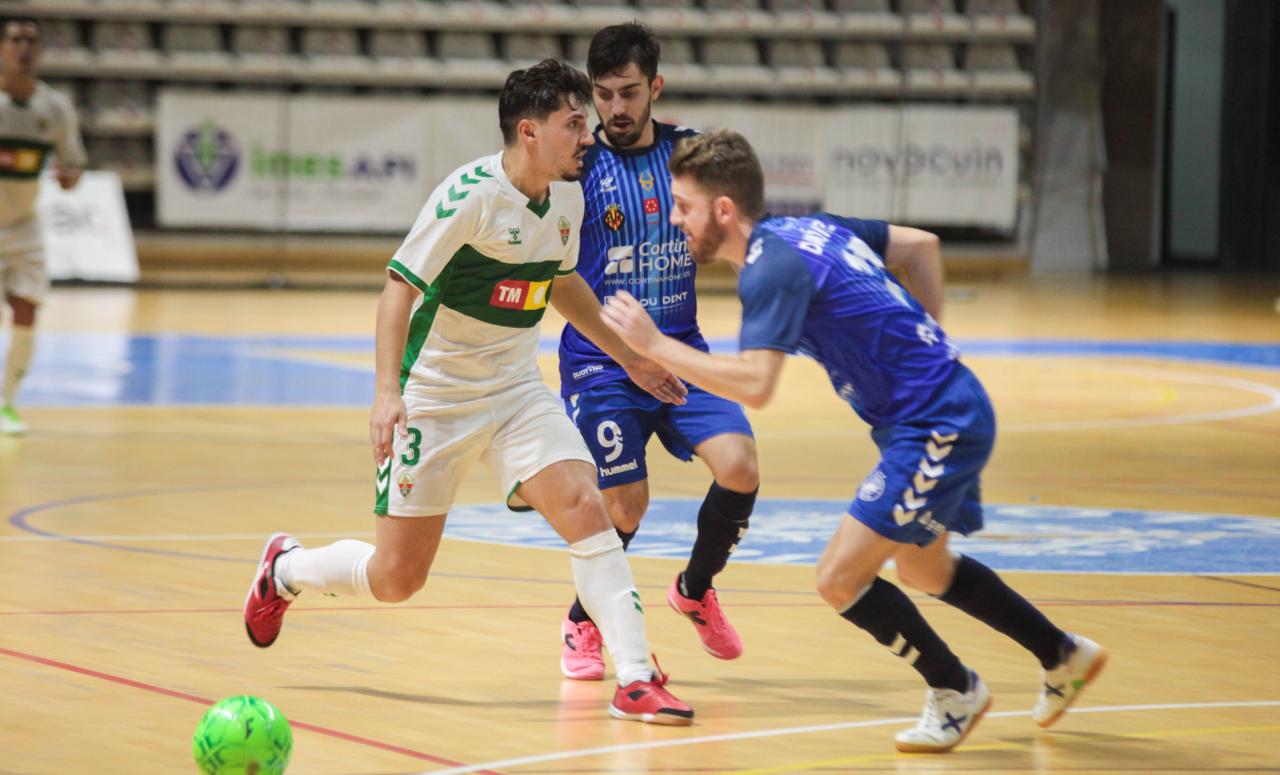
[857,470,886,502]
[604,204,625,232]
[558,215,571,245]
[397,473,415,497]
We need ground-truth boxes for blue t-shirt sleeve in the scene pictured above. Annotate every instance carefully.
[738,239,814,353]
[820,213,889,257]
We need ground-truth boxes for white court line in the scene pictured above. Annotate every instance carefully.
[418,700,1280,775]
[759,363,1280,437]
[0,531,372,543]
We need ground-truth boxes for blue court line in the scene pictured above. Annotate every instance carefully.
[3,333,1278,407]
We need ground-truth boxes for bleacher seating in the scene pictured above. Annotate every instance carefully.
[437,31,508,88]
[163,23,233,76]
[903,42,968,95]
[10,0,1038,193]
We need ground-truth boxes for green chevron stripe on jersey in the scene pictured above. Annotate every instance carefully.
[438,245,561,329]
[390,258,453,392]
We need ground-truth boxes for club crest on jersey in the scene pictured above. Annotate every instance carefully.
[604,204,625,232]
[397,473,415,497]
[558,215,571,245]
[638,171,655,192]
[490,279,551,311]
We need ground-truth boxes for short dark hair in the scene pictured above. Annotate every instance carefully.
[498,59,592,145]
[587,21,660,82]
[1,17,40,34]
[669,130,766,220]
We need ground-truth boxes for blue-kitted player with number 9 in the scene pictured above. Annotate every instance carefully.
[556,23,760,680]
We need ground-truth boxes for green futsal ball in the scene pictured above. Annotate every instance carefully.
[192,695,293,775]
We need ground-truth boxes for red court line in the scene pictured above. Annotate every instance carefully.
[0,646,500,773]
[1,599,1277,617]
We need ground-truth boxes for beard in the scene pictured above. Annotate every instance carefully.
[687,214,726,266]
[601,101,652,149]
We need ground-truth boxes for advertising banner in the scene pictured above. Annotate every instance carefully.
[157,91,435,231]
[825,106,1020,229]
[157,91,284,229]
[39,170,139,283]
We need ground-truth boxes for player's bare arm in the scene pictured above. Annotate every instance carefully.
[551,272,688,405]
[602,290,785,409]
[884,225,944,321]
[369,273,415,465]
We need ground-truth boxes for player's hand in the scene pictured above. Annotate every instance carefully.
[54,165,82,191]
[602,291,662,354]
[623,356,688,406]
[369,390,408,466]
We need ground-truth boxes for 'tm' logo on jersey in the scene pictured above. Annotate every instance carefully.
[490,279,551,311]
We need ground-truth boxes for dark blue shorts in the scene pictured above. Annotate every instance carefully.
[565,380,754,489]
[850,366,996,546]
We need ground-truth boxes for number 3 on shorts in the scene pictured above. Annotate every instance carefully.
[596,420,624,464]
[400,427,422,466]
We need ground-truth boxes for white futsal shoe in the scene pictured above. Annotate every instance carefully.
[895,670,992,753]
[1033,634,1107,728]
[0,405,26,435]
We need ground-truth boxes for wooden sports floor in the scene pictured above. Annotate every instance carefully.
[2,274,1278,774]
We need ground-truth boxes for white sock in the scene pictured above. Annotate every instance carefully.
[3,325,34,407]
[274,539,375,599]
[569,530,652,686]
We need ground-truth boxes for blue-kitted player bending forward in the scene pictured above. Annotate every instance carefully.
[601,129,1107,754]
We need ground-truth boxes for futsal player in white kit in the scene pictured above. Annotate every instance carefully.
[0,16,86,434]
[244,60,695,726]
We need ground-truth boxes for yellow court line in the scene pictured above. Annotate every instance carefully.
[725,723,1280,774]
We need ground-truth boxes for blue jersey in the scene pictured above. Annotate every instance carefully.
[558,121,709,396]
[739,213,961,428]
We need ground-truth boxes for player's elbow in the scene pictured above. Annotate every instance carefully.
[740,379,777,410]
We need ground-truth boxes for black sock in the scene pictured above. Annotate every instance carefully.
[568,526,637,624]
[939,554,1069,669]
[681,482,756,600]
[841,577,970,692]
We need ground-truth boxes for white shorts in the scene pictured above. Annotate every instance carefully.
[374,380,594,517]
[0,219,46,304]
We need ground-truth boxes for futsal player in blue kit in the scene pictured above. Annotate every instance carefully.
[601,130,1108,753]
[557,23,760,680]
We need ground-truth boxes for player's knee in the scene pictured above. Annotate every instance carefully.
[894,563,942,595]
[815,559,875,611]
[895,554,957,596]
[608,497,646,533]
[712,450,760,494]
[373,563,429,603]
[564,485,610,533]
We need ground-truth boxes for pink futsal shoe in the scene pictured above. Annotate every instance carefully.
[244,533,300,648]
[560,616,606,681]
[666,577,744,660]
[609,660,694,726]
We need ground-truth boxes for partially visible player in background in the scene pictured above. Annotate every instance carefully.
[601,130,1107,753]
[0,16,85,434]
[556,22,759,681]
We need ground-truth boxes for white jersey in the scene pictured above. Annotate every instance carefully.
[0,81,86,229]
[388,151,583,410]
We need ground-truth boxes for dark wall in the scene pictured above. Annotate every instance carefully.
[1219,0,1276,270]
[1099,0,1165,270]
